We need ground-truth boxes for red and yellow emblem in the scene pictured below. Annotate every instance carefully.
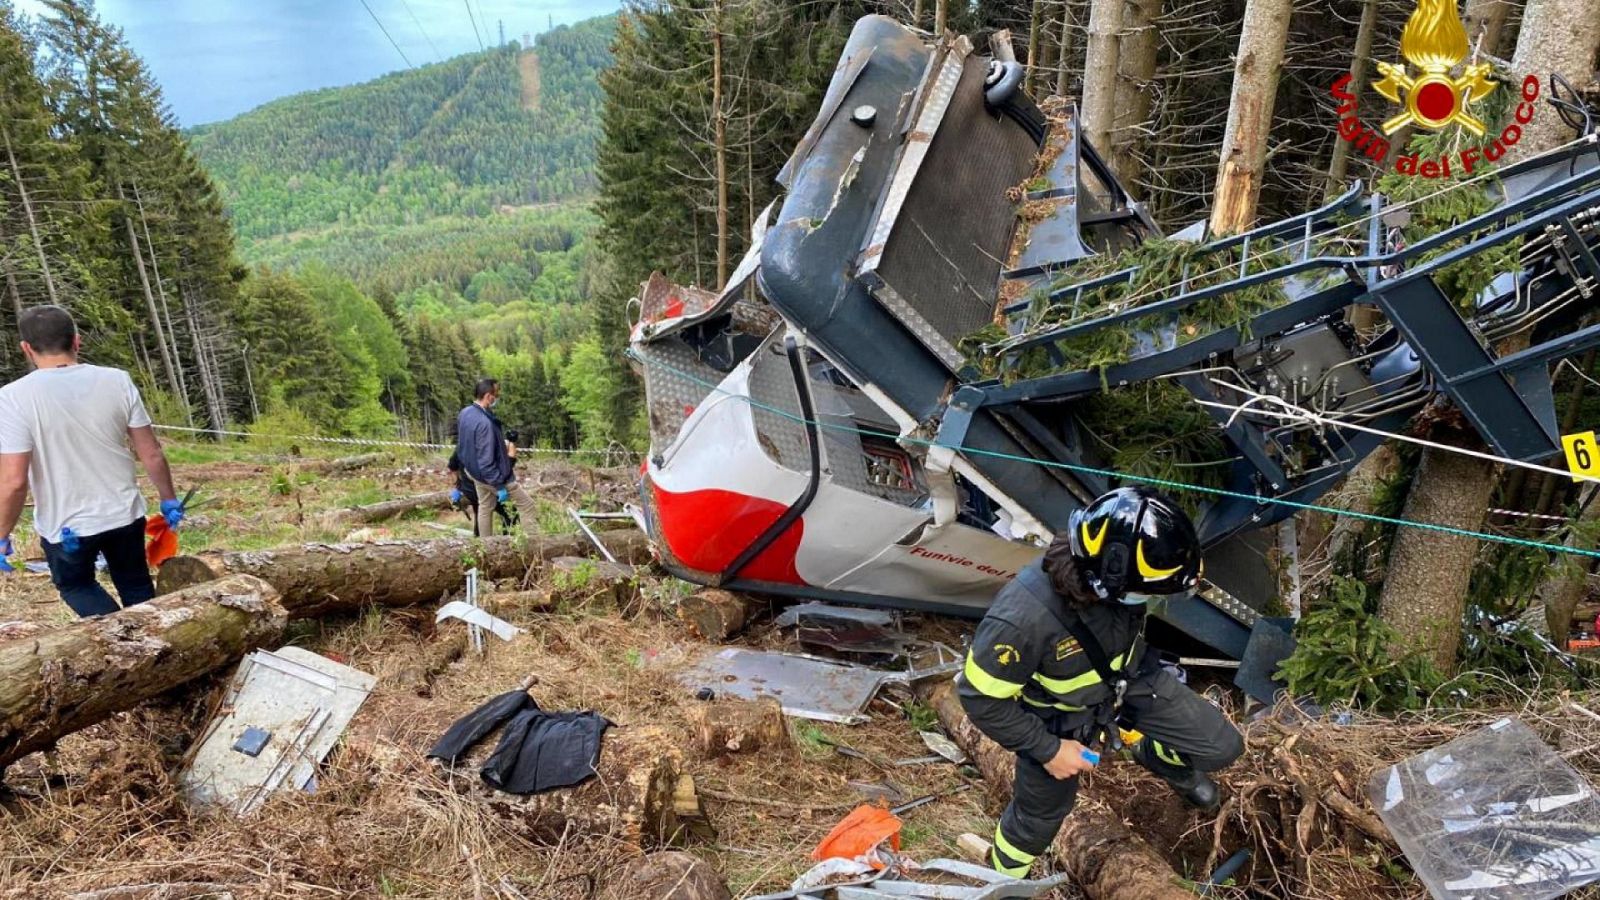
[1373,0,1495,135]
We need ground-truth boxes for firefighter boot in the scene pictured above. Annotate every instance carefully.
[1131,738,1220,811]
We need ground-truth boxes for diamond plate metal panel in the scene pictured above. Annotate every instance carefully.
[869,56,1040,373]
[747,340,811,472]
[639,338,725,452]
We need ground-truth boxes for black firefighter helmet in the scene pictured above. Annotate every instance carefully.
[1066,487,1202,604]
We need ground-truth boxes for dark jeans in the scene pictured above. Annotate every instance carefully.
[41,517,156,618]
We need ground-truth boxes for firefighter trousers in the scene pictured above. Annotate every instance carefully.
[991,667,1244,876]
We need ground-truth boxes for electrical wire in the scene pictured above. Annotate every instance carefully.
[396,0,443,62]
[357,0,414,68]
[463,0,484,51]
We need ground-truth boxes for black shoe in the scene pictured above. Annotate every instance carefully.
[1131,739,1221,811]
[1162,768,1220,811]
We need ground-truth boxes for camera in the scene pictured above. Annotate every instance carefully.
[504,428,521,444]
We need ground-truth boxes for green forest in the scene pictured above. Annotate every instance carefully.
[188,18,612,241]
[0,0,623,451]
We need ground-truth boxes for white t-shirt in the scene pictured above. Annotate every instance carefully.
[0,364,152,542]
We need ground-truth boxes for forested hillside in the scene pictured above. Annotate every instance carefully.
[190,18,612,241]
[0,1,607,449]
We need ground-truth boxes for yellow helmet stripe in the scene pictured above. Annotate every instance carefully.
[1136,540,1182,579]
[1080,518,1108,557]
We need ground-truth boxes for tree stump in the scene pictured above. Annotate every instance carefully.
[688,696,789,757]
[0,575,287,769]
[675,589,760,641]
[600,852,731,900]
[545,557,644,614]
[445,723,700,850]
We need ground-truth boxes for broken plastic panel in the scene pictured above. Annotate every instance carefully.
[1370,717,1600,900]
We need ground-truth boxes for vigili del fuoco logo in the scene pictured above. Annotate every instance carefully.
[1329,0,1542,178]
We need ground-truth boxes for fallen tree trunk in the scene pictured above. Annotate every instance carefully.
[0,575,286,769]
[313,452,388,474]
[688,696,789,757]
[923,681,1193,900]
[317,491,454,528]
[447,723,696,850]
[169,529,651,618]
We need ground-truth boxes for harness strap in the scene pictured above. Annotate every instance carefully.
[1017,565,1142,749]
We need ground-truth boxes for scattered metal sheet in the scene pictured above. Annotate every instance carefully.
[775,602,914,660]
[436,600,522,643]
[1371,717,1600,900]
[1233,617,1296,705]
[679,647,887,724]
[569,509,624,563]
[180,647,375,816]
[919,732,966,765]
[752,858,1069,899]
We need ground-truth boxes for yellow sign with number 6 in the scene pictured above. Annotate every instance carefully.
[1562,430,1600,481]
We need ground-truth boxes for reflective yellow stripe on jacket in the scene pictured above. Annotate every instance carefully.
[1030,649,1133,696]
[962,651,1025,699]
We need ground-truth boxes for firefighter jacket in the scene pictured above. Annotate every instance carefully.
[957,561,1146,765]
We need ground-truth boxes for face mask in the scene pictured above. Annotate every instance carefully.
[1119,593,1153,606]
[489,397,500,408]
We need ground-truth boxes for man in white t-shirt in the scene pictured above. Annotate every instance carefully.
[0,306,185,617]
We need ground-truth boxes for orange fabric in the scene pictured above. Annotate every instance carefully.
[144,516,178,568]
[811,804,902,867]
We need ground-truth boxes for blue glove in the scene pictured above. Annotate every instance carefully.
[496,487,510,504]
[160,498,185,529]
[0,535,13,574]
[449,488,463,505]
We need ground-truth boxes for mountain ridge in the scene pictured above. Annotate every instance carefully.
[190,16,614,244]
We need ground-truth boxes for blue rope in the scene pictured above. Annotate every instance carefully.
[628,347,1600,561]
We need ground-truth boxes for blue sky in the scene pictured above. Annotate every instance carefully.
[14,0,621,125]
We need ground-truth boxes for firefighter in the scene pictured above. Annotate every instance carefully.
[958,486,1244,878]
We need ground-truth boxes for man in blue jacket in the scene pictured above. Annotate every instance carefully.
[455,378,535,538]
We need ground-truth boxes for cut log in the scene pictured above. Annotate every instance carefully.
[317,491,454,528]
[676,589,761,641]
[447,723,697,850]
[0,575,286,769]
[155,555,221,595]
[393,631,469,696]
[600,852,731,900]
[479,590,559,612]
[206,530,650,618]
[688,696,789,757]
[923,681,1193,900]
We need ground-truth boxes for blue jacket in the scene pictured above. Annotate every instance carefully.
[456,404,513,488]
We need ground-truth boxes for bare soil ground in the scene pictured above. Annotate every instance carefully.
[3,440,1598,900]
